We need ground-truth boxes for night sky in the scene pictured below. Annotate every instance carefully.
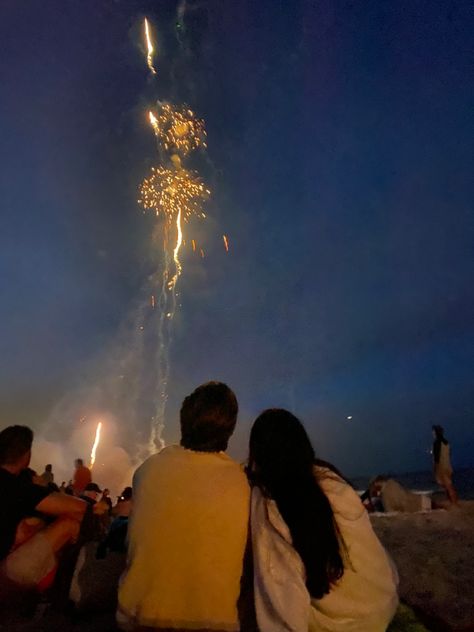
[0,0,473,477]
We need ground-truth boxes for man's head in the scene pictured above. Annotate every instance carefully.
[45,464,52,472]
[0,425,34,473]
[180,381,238,453]
[75,458,84,468]
[432,424,444,440]
[83,482,101,501]
[369,475,388,497]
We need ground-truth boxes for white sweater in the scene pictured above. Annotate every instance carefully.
[251,468,398,632]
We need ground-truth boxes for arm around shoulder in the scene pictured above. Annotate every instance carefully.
[35,492,87,520]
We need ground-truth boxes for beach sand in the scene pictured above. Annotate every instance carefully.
[372,500,474,631]
[2,501,474,631]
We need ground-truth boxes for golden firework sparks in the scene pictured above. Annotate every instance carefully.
[144,18,157,75]
[89,421,102,469]
[140,16,213,456]
[151,294,155,308]
[223,234,229,252]
[148,103,207,155]
[200,248,205,258]
[138,166,210,225]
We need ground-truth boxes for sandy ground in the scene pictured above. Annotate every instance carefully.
[372,500,474,631]
[2,502,474,631]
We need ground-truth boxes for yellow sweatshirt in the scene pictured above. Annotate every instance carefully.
[118,445,250,630]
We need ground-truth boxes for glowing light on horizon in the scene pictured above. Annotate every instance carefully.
[89,422,102,469]
[144,18,157,75]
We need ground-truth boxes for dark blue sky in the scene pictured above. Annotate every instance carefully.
[0,0,472,476]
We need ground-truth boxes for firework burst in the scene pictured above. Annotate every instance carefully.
[138,165,210,225]
[149,103,207,156]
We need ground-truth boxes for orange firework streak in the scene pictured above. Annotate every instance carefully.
[144,19,156,75]
[89,421,102,469]
[223,234,229,252]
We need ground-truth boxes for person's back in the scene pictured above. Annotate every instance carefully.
[40,464,54,486]
[248,409,398,632]
[73,459,91,496]
[118,382,250,631]
[309,469,398,631]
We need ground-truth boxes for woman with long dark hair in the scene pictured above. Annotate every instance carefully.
[248,409,398,631]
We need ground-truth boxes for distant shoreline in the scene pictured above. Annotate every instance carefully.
[350,466,474,499]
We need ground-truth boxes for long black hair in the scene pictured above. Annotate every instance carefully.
[432,424,448,464]
[248,409,345,599]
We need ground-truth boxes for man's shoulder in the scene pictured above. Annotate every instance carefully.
[0,467,16,495]
[136,446,248,482]
[0,467,12,481]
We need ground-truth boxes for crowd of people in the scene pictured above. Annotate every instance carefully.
[0,381,458,631]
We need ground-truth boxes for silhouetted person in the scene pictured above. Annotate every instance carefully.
[72,458,91,496]
[96,487,133,559]
[432,425,458,504]
[0,426,86,591]
[101,488,113,512]
[113,486,132,518]
[40,464,54,486]
[79,483,106,542]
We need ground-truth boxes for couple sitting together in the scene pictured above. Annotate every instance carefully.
[118,382,399,632]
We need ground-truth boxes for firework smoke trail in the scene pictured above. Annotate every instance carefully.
[144,19,157,75]
[140,19,210,454]
[89,421,102,469]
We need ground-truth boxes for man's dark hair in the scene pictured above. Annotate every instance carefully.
[0,425,34,466]
[46,464,52,471]
[180,382,238,452]
[75,458,83,467]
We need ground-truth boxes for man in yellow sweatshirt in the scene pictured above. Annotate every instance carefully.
[118,382,250,631]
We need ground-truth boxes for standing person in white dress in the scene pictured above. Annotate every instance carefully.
[248,409,398,632]
[432,424,458,504]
